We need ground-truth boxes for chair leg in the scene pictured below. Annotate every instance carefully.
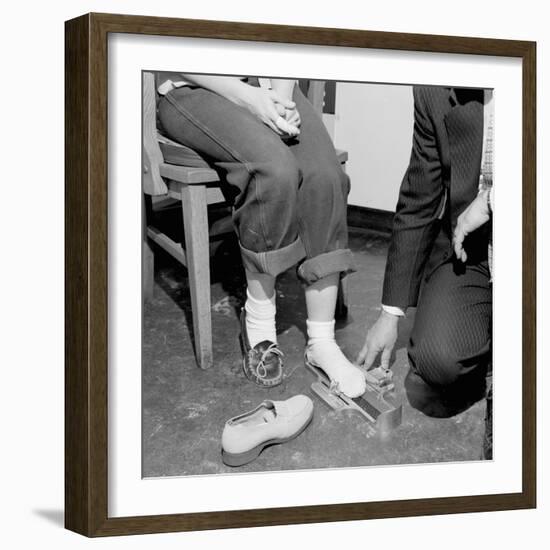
[142,194,155,301]
[181,185,213,369]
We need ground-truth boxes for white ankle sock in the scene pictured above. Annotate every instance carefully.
[306,320,366,398]
[244,290,277,348]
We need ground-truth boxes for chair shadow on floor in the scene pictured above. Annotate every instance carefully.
[153,229,313,347]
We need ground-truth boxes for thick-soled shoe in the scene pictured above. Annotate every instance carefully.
[221,395,314,467]
[240,308,284,387]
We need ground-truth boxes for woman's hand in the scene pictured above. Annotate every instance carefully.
[284,107,301,130]
[240,86,299,135]
[178,75,299,135]
[271,103,300,137]
[270,78,301,136]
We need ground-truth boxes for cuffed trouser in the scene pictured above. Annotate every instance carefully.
[404,259,492,418]
[157,80,354,284]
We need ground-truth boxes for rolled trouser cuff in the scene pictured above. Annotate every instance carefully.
[239,237,306,277]
[297,249,356,285]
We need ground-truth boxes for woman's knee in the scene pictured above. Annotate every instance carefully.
[255,155,302,200]
[302,162,349,200]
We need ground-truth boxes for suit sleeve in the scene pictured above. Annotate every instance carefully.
[382,87,446,310]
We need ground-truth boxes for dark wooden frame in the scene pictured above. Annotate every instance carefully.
[65,12,537,537]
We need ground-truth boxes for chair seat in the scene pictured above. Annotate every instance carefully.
[159,131,348,168]
[158,133,212,168]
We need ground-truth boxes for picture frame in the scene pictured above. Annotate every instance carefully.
[65,12,536,537]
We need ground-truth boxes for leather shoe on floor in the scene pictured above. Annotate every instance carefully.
[221,395,314,467]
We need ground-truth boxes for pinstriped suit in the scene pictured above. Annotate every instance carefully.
[383,87,491,417]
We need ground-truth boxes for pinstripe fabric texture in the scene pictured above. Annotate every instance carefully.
[382,87,486,309]
[404,260,491,417]
[382,87,492,416]
[409,260,491,383]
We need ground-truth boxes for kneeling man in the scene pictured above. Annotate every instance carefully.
[357,86,493,456]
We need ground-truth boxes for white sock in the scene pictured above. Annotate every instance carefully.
[244,290,277,348]
[306,320,366,398]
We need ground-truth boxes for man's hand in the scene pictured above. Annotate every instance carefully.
[356,310,399,370]
[453,190,491,262]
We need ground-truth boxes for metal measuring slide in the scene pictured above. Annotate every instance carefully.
[306,361,403,435]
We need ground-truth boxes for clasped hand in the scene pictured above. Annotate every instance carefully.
[243,86,301,137]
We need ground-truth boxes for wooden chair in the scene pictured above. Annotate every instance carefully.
[142,72,348,370]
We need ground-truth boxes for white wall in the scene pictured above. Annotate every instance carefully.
[1,1,547,549]
[335,83,414,211]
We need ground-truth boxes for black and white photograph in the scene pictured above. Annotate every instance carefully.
[142,71,494,477]
[3,0,545,545]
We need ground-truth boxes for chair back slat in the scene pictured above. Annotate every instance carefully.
[143,72,168,195]
[306,80,326,116]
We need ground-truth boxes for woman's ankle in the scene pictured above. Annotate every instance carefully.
[244,290,277,347]
[306,319,335,345]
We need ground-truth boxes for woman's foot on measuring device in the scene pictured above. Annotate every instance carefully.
[305,343,366,398]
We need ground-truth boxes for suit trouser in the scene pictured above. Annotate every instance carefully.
[157,83,354,285]
[405,259,492,417]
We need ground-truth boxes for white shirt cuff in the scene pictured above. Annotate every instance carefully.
[381,304,405,317]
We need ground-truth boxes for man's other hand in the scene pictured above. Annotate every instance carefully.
[453,190,490,262]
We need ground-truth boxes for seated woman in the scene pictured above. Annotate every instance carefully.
[157,74,365,398]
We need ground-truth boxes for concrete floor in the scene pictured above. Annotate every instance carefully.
[142,225,487,478]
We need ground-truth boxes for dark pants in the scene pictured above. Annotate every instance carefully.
[405,259,492,418]
[157,82,354,285]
